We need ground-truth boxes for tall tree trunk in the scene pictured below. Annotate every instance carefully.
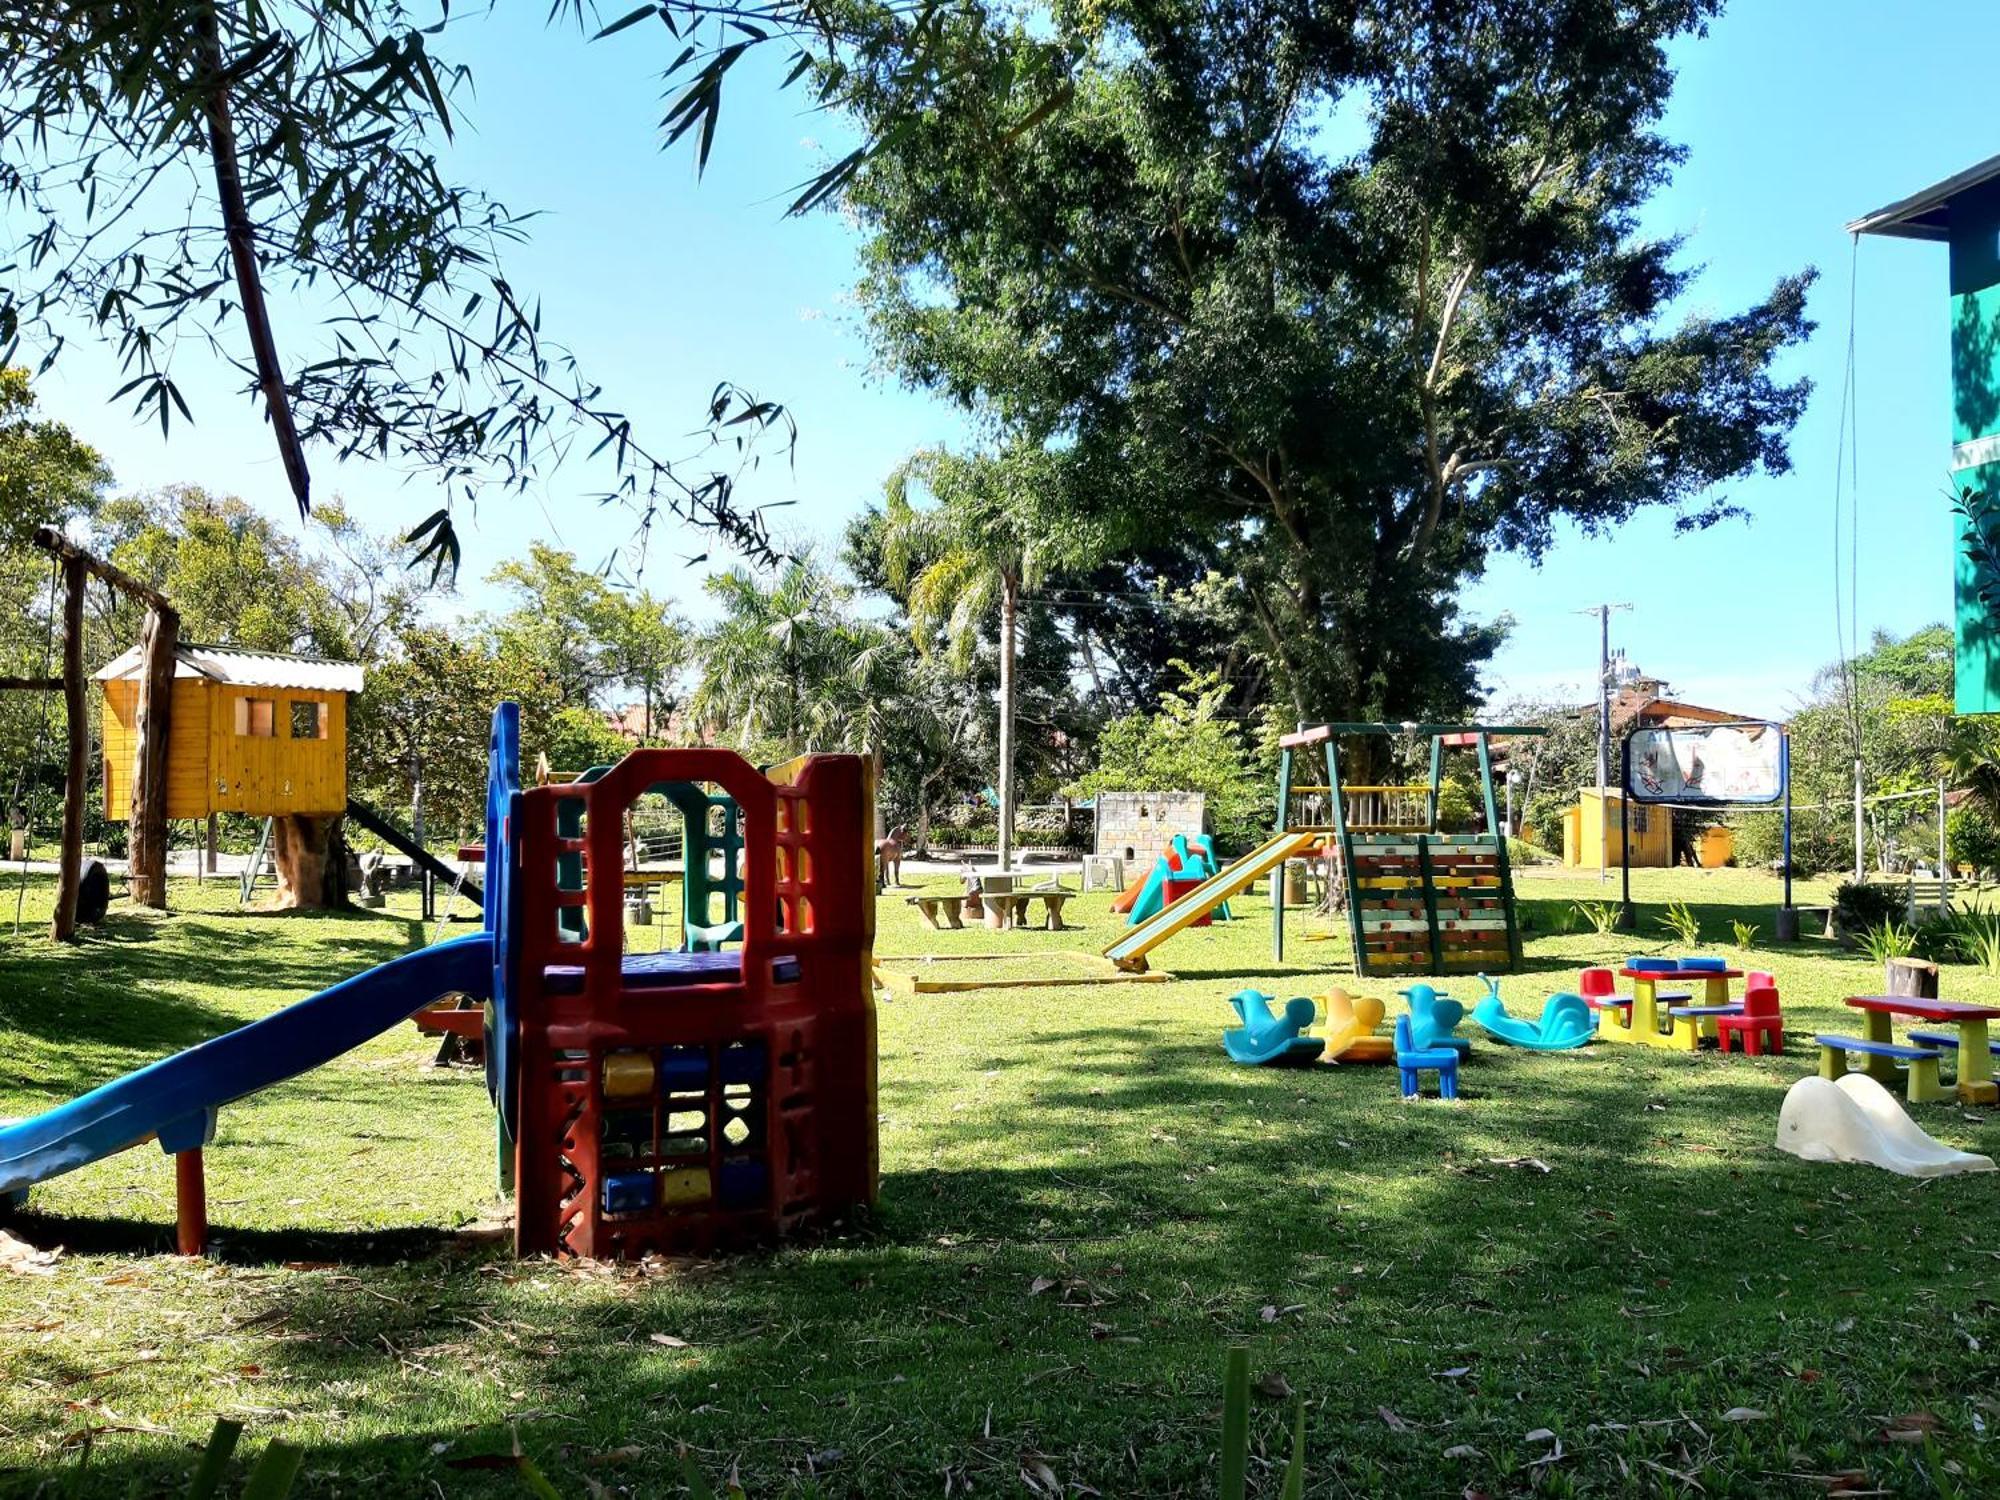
[128,604,178,908]
[270,815,348,910]
[997,573,1017,872]
[51,558,85,943]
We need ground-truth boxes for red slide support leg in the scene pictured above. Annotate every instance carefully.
[174,1149,208,1256]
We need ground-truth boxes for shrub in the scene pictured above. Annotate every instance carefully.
[1958,912,2000,974]
[1731,808,1848,876]
[1948,802,2000,876]
[1434,775,1478,831]
[1573,899,1620,936]
[1911,916,1966,964]
[1656,899,1700,947]
[1858,921,1916,964]
[1833,880,1902,934]
[1522,791,1569,851]
[1730,919,1759,948]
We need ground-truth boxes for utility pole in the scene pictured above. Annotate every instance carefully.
[1575,603,1632,882]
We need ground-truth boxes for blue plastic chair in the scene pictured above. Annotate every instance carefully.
[1394,1014,1460,1100]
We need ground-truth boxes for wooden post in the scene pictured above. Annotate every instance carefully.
[51,558,85,943]
[174,1149,208,1256]
[205,812,218,875]
[1886,956,1940,1000]
[128,605,179,908]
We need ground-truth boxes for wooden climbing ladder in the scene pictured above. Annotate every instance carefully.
[1275,722,1543,979]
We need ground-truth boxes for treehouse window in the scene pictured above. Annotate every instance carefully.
[235,697,275,738]
[291,700,328,740]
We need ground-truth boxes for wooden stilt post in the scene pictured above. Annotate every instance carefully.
[174,1149,208,1256]
[129,605,179,908]
[51,558,85,944]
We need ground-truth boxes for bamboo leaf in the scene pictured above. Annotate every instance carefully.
[241,1440,305,1499]
[1221,1346,1250,1500]
[593,5,657,40]
[187,1418,243,1499]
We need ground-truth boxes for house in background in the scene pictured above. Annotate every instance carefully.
[96,642,363,820]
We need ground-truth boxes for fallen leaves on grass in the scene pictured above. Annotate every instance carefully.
[0,1229,60,1275]
[1721,1406,1770,1422]
[1378,1406,1411,1432]
[648,1333,690,1348]
[1487,1156,1552,1174]
[1255,1371,1292,1399]
[1877,1411,1940,1444]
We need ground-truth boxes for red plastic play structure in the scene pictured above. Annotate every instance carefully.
[504,739,879,1259]
[0,704,880,1262]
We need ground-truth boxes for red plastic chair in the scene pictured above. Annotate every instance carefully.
[1578,967,1630,1018]
[1716,985,1784,1055]
[1747,969,1776,993]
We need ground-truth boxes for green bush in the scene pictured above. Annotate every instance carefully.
[1948,802,2000,876]
[1911,915,1965,964]
[1833,880,1902,934]
[1064,664,1267,848]
[1729,808,1847,876]
[1521,791,1569,851]
[1435,775,1478,832]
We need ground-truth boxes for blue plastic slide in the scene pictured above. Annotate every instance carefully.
[0,932,493,1198]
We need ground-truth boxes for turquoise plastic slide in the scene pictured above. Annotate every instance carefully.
[1126,833,1232,925]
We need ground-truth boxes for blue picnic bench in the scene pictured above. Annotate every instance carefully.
[1814,1033,1947,1104]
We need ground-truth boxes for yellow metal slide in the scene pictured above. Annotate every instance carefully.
[1103,830,1321,972]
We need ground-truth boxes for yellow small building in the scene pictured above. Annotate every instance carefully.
[95,644,364,820]
[1562,789,1673,868]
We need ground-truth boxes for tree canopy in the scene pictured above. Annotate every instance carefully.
[839,0,1814,725]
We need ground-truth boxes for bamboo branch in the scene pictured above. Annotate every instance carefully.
[195,1,312,517]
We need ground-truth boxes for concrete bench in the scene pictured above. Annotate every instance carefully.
[907,893,965,930]
[1816,1033,1946,1104]
[983,890,1073,931]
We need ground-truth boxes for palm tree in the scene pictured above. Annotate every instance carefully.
[879,447,1066,871]
[692,555,904,758]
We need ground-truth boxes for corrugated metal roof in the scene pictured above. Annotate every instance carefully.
[93,642,364,693]
[1848,152,2000,241]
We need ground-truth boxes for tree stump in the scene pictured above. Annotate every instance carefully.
[1885,956,1939,1000]
[270,815,350,910]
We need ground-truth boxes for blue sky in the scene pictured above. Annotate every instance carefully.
[21,2,1995,721]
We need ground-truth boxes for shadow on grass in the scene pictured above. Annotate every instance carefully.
[8,1019,1994,1497]
[0,1207,469,1266]
[0,908,431,1097]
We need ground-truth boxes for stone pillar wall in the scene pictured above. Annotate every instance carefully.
[1094,791,1207,863]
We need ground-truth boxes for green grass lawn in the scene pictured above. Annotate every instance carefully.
[3,866,1999,1496]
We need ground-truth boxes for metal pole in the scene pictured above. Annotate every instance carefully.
[1940,777,1950,907]
[1853,757,1865,882]
[1782,731,1794,913]
[1597,606,1609,880]
[1574,602,1631,883]
[1619,733,1635,930]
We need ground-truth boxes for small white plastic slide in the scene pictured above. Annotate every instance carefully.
[1776,1072,1996,1178]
